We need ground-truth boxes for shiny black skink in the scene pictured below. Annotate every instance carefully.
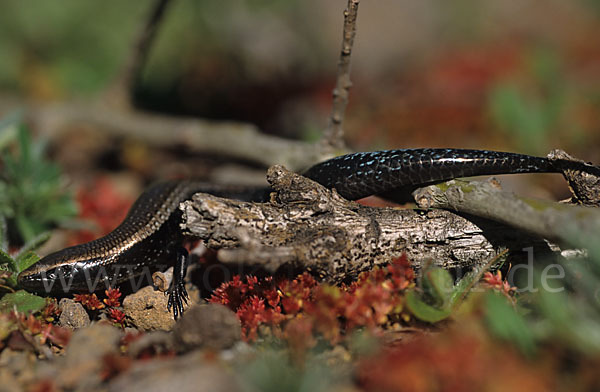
[17,148,568,318]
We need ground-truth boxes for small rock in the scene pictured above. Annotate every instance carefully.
[122,286,174,331]
[127,331,173,358]
[60,322,123,389]
[32,322,123,391]
[0,369,21,392]
[173,304,241,353]
[219,341,254,363]
[65,322,122,366]
[0,349,37,388]
[58,298,90,329]
[109,351,242,392]
[122,285,200,331]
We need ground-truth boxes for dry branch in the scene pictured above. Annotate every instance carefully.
[26,101,325,170]
[181,166,555,282]
[413,149,600,245]
[105,0,173,109]
[322,0,360,151]
[548,149,600,206]
[413,178,600,246]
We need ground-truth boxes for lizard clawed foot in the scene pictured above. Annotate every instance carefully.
[167,280,189,320]
[166,246,190,320]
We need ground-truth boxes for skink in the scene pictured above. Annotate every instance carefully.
[17,148,567,318]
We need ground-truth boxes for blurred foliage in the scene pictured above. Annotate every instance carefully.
[484,228,600,357]
[0,115,57,310]
[2,1,599,151]
[0,117,77,244]
[0,0,315,98]
[238,350,350,392]
[406,251,509,323]
[488,48,566,154]
[405,267,454,323]
[143,0,311,85]
[583,0,600,15]
[0,1,147,95]
[484,291,537,356]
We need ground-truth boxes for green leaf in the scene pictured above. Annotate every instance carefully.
[0,215,7,253]
[0,111,20,150]
[405,289,452,323]
[0,251,17,288]
[450,250,510,309]
[484,291,536,356]
[14,251,40,274]
[449,269,478,306]
[0,248,16,271]
[0,236,44,287]
[17,124,31,167]
[0,290,46,314]
[422,267,453,307]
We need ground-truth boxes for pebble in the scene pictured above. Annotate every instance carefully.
[108,351,242,392]
[122,279,201,331]
[173,304,241,353]
[58,298,90,329]
[35,322,123,391]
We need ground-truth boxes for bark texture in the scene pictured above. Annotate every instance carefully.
[181,166,554,282]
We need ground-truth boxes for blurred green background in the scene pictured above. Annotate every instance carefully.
[0,0,599,156]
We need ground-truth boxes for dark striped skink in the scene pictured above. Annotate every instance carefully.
[17,148,567,318]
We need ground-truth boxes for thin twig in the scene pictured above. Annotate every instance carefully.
[105,0,173,109]
[322,0,360,151]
